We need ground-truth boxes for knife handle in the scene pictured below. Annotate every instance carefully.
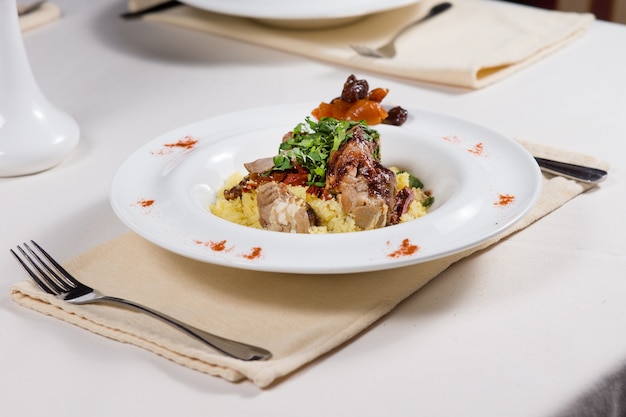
[120,0,181,19]
[535,157,607,184]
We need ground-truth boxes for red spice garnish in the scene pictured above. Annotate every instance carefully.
[209,240,227,251]
[388,238,419,258]
[495,194,516,207]
[194,239,231,252]
[467,142,484,156]
[242,247,262,260]
[164,136,198,150]
[152,135,198,155]
[442,135,461,144]
[136,199,155,207]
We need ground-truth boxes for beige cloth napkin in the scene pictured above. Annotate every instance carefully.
[127,0,593,89]
[10,141,608,388]
[19,2,61,32]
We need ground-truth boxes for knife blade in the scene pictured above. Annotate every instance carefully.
[120,0,182,19]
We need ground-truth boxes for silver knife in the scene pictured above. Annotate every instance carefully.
[535,157,607,184]
[17,1,45,16]
[120,0,182,19]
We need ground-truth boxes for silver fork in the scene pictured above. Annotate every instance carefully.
[350,2,452,58]
[11,241,272,361]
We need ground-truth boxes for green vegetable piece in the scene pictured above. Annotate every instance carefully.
[408,173,424,189]
[422,196,434,208]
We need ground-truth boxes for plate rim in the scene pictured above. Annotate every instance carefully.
[110,102,543,274]
[178,0,421,20]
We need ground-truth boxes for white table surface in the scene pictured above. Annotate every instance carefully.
[2,1,626,416]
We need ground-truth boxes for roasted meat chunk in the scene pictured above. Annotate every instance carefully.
[326,126,397,230]
[244,156,275,174]
[256,182,316,233]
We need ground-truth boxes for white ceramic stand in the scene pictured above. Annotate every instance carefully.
[0,0,79,177]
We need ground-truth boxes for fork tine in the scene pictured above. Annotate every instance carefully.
[10,246,61,295]
[349,45,363,54]
[23,243,72,293]
[350,45,367,55]
[350,45,383,58]
[29,241,81,288]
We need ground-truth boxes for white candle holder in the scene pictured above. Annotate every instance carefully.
[0,0,79,177]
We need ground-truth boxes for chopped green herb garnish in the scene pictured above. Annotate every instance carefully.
[407,173,424,189]
[272,155,292,171]
[422,196,435,208]
[272,117,380,187]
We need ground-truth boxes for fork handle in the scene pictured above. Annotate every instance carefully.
[94,296,272,361]
[390,2,452,42]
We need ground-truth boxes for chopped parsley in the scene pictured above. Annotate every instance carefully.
[272,117,380,187]
[407,172,424,189]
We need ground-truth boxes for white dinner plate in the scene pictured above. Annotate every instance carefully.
[179,0,420,28]
[110,103,542,274]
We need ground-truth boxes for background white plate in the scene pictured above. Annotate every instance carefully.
[180,0,420,28]
[110,103,542,274]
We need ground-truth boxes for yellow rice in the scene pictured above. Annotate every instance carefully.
[210,168,431,233]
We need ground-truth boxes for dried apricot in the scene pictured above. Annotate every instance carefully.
[345,100,388,125]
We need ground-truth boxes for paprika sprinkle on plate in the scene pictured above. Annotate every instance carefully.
[242,247,263,260]
[194,239,231,252]
[164,136,198,150]
[495,193,516,207]
[151,135,199,156]
[135,198,155,208]
[467,142,485,156]
[388,238,420,258]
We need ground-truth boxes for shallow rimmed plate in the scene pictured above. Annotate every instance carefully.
[110,103,542,274]
[179,0,420,29]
